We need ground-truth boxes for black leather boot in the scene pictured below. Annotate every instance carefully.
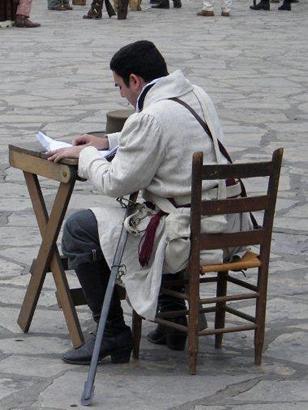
[147,274,187,351]
[250,0,270,10]
[62,261,132,364]
[62,323,132,364]
[151,0,170,8]
[278,0,291,10]
[74,261,124,323]
[147,308,187,350]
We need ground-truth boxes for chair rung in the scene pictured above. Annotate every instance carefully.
[199,324,257,336]
[200,251,261,274]
[160,288,187,300]
[158,309,188,319]
[155,318,188,333]
[201,307,216,314]
[200,277,218,283]
[225,306,256,323]
[200,292,258,304]
[227,274,258,292]
[31,255,68,274]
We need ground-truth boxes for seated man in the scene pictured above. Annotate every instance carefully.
[47,40,250,364]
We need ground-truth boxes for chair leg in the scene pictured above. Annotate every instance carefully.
[187,288,199,374]
[215,271,227,349]
[254,267,268,365]
[132,309,142,359]
[188,316,198,374]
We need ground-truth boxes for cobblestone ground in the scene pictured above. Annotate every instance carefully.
[0,0,307,409]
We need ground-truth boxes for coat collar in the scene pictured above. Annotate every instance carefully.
[141,70,194,109]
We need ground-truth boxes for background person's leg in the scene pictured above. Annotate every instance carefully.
[15,0,40,27]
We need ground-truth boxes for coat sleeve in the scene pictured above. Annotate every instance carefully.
[107,132,121,150]
[78,112,166,197]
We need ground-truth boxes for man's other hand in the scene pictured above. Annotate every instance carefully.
[73,134,109,150]
[47,145,85,163]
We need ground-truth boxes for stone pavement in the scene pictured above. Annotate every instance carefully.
[0,0,308,408]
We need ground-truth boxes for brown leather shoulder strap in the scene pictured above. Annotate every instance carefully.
[169,97,259,229]
[169,97,233,164]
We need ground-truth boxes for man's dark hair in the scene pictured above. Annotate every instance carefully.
[110,40,168,86]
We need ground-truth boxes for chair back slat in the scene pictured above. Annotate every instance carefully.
[200,229,265,250]
[190,148,283,256]
[201,196,269,215]
[202,162,273,180]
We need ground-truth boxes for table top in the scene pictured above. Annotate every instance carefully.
[9,142,78,166]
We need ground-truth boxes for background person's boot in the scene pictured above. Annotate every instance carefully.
[83,0,103,18]
[15,15,40,27]
[151,0,170,8]
[278,0,291,10]
[250,0,270,10]
[117,0,129,19]
[173,0,181,8]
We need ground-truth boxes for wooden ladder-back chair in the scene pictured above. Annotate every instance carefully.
[132,148,283,374]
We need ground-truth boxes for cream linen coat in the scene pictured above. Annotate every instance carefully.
[78,70,248,319]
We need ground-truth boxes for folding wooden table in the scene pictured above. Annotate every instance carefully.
[9,142,86,348]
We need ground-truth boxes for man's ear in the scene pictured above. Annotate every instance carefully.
[129,74,145,90]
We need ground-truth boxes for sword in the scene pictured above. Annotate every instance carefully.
[81,192,138,406]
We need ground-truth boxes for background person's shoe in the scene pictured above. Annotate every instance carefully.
[49,4,67,10]
[250,0,270,10]
[278,0,291,10]
[221,10,230,16]
[151,0,170,8]
[64,3,73,9]
[173,0,181,8]
[15,15,41,27]
[197,10,214,16]
[83,0,103,18]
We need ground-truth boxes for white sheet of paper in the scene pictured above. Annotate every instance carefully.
[36,131,72,151]
[36,131,118,159]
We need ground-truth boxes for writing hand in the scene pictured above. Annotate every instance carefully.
[73,134,109,150]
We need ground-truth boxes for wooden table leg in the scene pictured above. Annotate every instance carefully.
[17,172,84,348]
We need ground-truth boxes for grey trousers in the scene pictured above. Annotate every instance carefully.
[62,209,126,325]
[62,209,104,270]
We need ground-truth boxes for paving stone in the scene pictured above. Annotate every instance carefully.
[0,335,70,356]
[0,259,24,278]
[0,377,34,401]
[266,332,308,366]
[235,380,308,402]
[0,307,88,336]
[36,372,249,410]
[0,356,67,378]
